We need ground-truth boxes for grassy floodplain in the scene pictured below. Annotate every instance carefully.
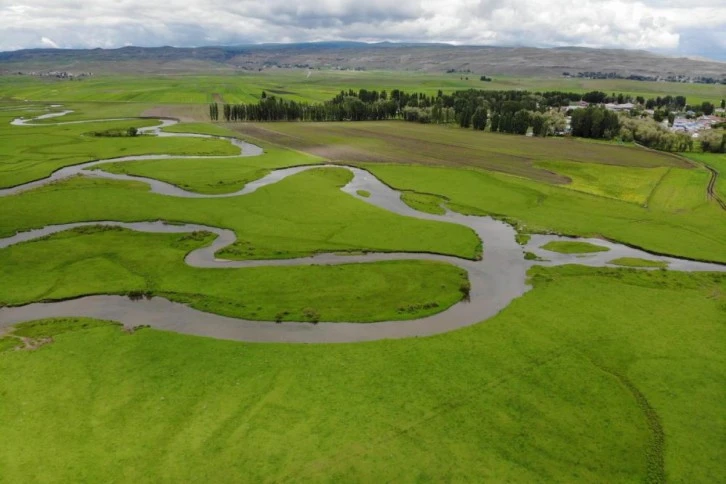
[0,106,237,187]
[0,168,480,261]
[1,82,725,484]
[95,122,326,194]
[363,163,726,262]
[214,121,725,262]
[1,267,724,481]
[0,227,467,321]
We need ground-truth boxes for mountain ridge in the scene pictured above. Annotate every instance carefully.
[1,42,724,78]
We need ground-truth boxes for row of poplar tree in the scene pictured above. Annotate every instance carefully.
[208,88,699,141]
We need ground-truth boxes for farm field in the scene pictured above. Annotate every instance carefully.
[1,90,725,484]
[231,121,690,184]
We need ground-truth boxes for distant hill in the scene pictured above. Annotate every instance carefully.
[1,42,724,78]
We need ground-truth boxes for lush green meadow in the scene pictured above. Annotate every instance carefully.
[217,120,724,261]
[0,106,236,187]
[534,160,670,204]
[683,152,726,201]
[97,123,324,194]
[362,163,726,262]
[2,71,724,104]
[0,168,480,260]
[1,267,724,482]
[0,227,466,321]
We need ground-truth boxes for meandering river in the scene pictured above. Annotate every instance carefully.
[1,108,723,343]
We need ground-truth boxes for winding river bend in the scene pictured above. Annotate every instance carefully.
[1,108,724,343]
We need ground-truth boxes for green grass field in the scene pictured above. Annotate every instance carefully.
[96,128,324,194]
[541,240,610,253]
[0,107,237,187]
[534,160,670,205]
[682,152,726,201]
[0,168,480,260]
[609,257,669,268]
[361,163,726,262]
[0,226,466,322]
[1,267,724,481]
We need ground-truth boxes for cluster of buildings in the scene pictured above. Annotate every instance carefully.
[671,114,724,137]
[563,100,724,137]
[565,101,635,111]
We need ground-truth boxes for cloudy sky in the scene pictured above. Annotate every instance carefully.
[1,0,725,60]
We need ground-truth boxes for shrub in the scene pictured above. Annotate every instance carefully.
[302,308,320,323]
[127,290,153,301]
[274,311,289,323]
[700,130,726,153]
[459,281,471,302]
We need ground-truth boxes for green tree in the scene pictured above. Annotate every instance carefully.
[458,106,473,128]
[700,131,726,153]
[490,113,501,132]
[512,110,531,135]
[531,113,549,137]
[471,107,488,130]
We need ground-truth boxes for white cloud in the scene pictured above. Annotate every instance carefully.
[40,36,59,48]
[0,0,724,58]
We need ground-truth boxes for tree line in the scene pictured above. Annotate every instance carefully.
[207,88,722,152]
[210,88,638,124]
